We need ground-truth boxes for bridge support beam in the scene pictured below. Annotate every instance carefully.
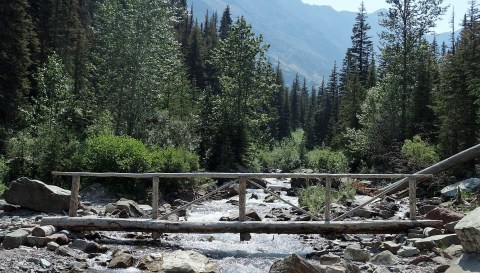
[41,217,442,235]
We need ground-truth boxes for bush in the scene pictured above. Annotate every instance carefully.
[298,182,356,214]
[0,157,8,195]
[401,135,439,171]
[306,148,348,173]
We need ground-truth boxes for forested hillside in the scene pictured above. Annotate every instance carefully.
[1,0,479,194]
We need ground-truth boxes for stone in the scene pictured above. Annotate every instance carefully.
[25,235,53,247]
[382,241,401,255]
[317,265,346,273]
[227,184,239,197]
[445,253,480,273]
[47,233,69,245]
[3,177,73,214]
[1,229,29,249]
[247,178,268,189]
[116,198,145,217]
[47,241,59,251]
[108,253,134,269]
[161,250,220,273]
[118,209,130,218]
[269,254,321,273]
[443,245,463,260]
[424,227,443,237]
[414,234,460,250]
[397,246,420,257]
[441,178,480,198]
[409,255,430,265]
[351,208,376,218]
[454,206,480,253]
[70,239,107,253]
[418,205,438,215]
[55,245,87,260]
[344,245,371,262]
[219,210,262,221]
[137,253,163,272]
[105,203,116,214]
[32,225,56,237]
[264,195,277,203]
[444,221,459,233]
[319,254,341,265]
[435,265,450,273]
[425,208,464,225]
[370,250,397,266]
[373,267,392,273]
[432,256,450,266]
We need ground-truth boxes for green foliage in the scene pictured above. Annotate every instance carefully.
[401,135,439,171]
[0,156,8,195]
[150,147,200,173]
[306,148,348,173]
[298,182,356,214]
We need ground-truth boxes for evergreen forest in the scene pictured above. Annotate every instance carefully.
[1,0,480,194]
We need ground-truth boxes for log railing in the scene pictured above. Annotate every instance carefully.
[51,171,433,240]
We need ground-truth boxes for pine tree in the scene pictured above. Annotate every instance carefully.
[350,1,373,83]
[219,5,232,40]
[290,74,301,129]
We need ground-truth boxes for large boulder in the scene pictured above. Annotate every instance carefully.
[269,254,321,273]
[3,177,72,214]
[344,245,371,262]
[414,234,461,250]
[1,229,29,249]
[441,178,480,199]
[116,198,145,218]
[455,207,480,253]
[425,208,464,225]
[162,250,219,273]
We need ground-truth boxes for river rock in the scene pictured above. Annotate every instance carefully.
[116,198,145,217]
[162,250,220,273]
[55,245,87,260]
[26,235,53,247]
[47,241,59,251]
[105,203,116,214]
[397,246,420,257]
[370,250,397,266]
[219,210,262,221]
[1,229,29,249]
[373,267,392,273]
[344,245,371,262]
[47,233,69,245]
[137,253,163,271]
[425,208,464,225]
[3,177,72,214]
[414,234,460,250]
[248,178,268,189]
[443,245,463,259]
[441,178,480,198]
[70,239,107,253]
[445,253,480,273]
[108,253,134,269]
[454,207,480,253]
[269,254,321,273]
[418,205,438,215]
[382,241,401,254]
[319,253,341,265]
[424,227,443,237]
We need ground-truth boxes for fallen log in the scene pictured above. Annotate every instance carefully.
[41,217,442,234]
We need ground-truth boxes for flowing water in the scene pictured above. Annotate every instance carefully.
[88,178,319,272]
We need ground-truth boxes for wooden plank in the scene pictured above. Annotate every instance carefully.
[325,178,332,221]
[40,217,443,234]
[51,171,433,180]
[69,176,81,217]
[238,177,250,241]
[152,177,159,219]
[409,177,417,220]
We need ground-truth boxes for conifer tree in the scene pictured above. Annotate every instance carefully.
[290,74,301,129]
[219,5,232,40]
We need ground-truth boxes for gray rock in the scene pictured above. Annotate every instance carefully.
[423,227,443,237]
[445,253,480,273]
[47,241,59,251]
[116,198,145,217]
[55,245,87,260]
[397,246,420,257]
[0,199,7,210]
[435,264,450,273]
[414,234,461,250]
[441,178,480,198]
[374,267,392,273]
[370,250,397,266]
[25,235,53,247]
[344,245,371,262]
[351,208,376,218]
[1,229,29,249]
[319,253,341,265]
[105,203,116,214]
[445,221,459,233]
[161,250,220,273]
[269,253,320,273]
[70,239,107,253]
[108,253,134,269]
[443,245,463,259]
[418,205,438,215]
[3,177,73,214]
[382,241,401,255]
[318,265,346,273]
[454,207,480,253]
[137,253,163,272]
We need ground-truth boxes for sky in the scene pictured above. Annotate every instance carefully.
[301,0,471,33]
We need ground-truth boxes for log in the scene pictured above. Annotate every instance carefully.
[409,177,417,220]
[69,176,81,217]
[40,217,442,234]
[238,178,250,241]
[32,225,56,237]
[325,178,332,221]
[152,177,159,219]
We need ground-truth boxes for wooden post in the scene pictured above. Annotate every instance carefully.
[325,178,332,221]
[409,177,417,220]
[152,177,159,219]
[238,177,250,241]
[69,176,81,217]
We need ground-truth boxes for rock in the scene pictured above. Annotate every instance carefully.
[397,246,420,257]
[318,265,346,273]
[264,195,277,203]
[47,241,59,251]
[137,253,163,272]
[441,178,480,198]
[425,208,464,225]
[32,225,56,237]
[55,245,87,260]
[162,250,220,273]
[269,254,321,273]
[3,177,73,214]
[454,206,480,253]
[1,229,29,249]
[374,267,392,273]
[435,264,450,273]
[344,245,371,262]
[351,208,376,218]
[105,203,116,214]
[116,198,145,217]
[409,255,430,265]
[424,227,443,237]
[219,210,262,221]
[432,256,450,266]
[444,221,459,233]
[248,178,268,189]
[47,233,69,245]
[118,209,130,218]
[414,234,460,250]
[443,245,463,259]
[370,250,397,266]
[108,253,134,269]
[227,184,239,197]
[319,253,341,265]
[70,239,107,253]
[26,235,53,247]
[382,241,401,255]
[0,199,8,210]
[445,253,480,273]
[418,205,438,215]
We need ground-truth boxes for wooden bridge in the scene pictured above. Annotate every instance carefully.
[42,172,441,241]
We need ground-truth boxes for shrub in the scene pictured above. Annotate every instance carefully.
[0,156,8,195]
[306,148,348,173]
[298,182,356,214]
[401,135,439,171]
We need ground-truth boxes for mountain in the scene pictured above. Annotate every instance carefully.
[188,0,450,85]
